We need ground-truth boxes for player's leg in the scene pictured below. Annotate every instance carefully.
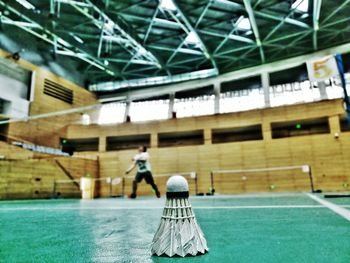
[130,173,143,198]
[145,171,161,198]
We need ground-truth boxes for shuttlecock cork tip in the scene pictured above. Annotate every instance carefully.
[166,175,189,195]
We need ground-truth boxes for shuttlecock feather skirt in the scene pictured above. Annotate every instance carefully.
[151,197,208,257]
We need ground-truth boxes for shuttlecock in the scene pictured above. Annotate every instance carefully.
[151,175,208,257]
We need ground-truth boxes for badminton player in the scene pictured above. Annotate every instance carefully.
[125,146,161,199]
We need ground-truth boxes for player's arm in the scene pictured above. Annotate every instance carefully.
[125,160,137,174]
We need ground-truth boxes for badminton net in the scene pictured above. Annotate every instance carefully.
[210,165,314,194]
[122,171,198,196]
[52,176,124,198]
[52,178,81,198]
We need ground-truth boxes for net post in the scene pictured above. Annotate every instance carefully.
[109,178,112,198]
[122,177,125,197]
[210,171,215,195]
[52,180,56,198]
[308,165,316,193]
[194,172,198,195]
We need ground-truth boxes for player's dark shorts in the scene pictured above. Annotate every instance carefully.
[134,171,155,184]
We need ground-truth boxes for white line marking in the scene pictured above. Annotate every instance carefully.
[191,193,308,199]
[0,205,341,211]
[306,193,350,221]
[197,205,324,209]
[212,165,307,174]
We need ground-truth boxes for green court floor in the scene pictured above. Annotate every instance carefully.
[0,193,349,263]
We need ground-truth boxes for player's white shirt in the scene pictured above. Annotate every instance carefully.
[134,152,149,161]
[134,152,151,172]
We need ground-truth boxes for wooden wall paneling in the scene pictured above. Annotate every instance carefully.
[340,133,350,191]
[328,115,341,135]
[4,98,349,197]
[0,153,98,199]
[0,141,34,159]
[151,133,158,148]
[4,50,98,148]
[263,105,288,122]
[203,128,212,145]
[176,117,197,132]
[101,100,347,193]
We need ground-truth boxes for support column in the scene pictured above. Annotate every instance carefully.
[262,120,272,141]
[168,93,175,119]
[88,107,100,124]
[214,82,220,114]
[261,72,270,107]
[328,115,341,137]
[98,137,106,152]
[151,133,158,148]
[124,101,131,122]
[317,81,328,100]
[204,128,212,145]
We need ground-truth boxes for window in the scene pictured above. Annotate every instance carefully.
[340,117,350,132]
[220,88,264,113]
[98,102,126,124]
[174,85,215,117]
[129,99,169,122]
[212,125,263,144]
[270,80,321,107]
[61,138,99,153]
[271,117,330,139]
[174,95,215,118]
[106,134,151,151]
[158,130,204,147]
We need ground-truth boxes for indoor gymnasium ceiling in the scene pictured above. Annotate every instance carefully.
[1,0,350,95]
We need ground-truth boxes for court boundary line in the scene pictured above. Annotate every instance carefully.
[0,193,323,204]
[1,204,350,211]
[306,193,350,221]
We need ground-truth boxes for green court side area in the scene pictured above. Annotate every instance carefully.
[0,194,349,263]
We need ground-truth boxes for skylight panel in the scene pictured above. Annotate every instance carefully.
[16,0,35,10]
[185,31,200,45]
[159,0,177,11]
[237,17,251,30]
[292,0,309,13]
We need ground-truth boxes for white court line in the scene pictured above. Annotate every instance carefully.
[196,205,324,209]
[191,193,308,199]
[2,205,350,211]
[306,193,350,221]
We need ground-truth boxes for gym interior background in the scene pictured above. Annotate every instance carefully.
[0,1,350,262]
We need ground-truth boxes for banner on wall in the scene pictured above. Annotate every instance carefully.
[306,56,339,82]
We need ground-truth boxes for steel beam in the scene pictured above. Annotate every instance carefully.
[199,29,255,44]
[243,0,265,63]
[321,0,350,25]
[256,11,310,29]
[214,0,310,29]
[148,45,204,55]
[171,0,218,73]
[194,1,212,28]
[143,8,159,44]
[98,42,350,100]
[58,0,161,68]
[313,0,322,50]
[0,1,117,76]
